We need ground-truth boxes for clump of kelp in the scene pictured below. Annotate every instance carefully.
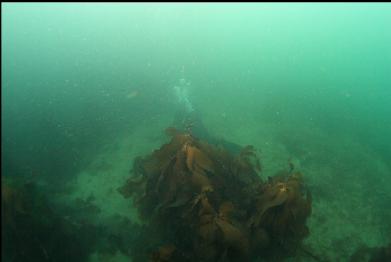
[2,175,136,262]
[1,176,100,262]
[118,127,312,261]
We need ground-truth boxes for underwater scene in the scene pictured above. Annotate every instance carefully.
[2,3,391,262]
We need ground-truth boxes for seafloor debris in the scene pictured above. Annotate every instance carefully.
[349,242,391,262]
[118,127,312,261]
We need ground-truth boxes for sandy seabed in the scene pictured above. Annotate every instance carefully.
[59,109,390,262]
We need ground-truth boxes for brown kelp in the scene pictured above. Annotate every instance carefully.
[118,127,312,261]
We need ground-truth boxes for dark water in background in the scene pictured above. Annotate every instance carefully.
[2,3,391,261]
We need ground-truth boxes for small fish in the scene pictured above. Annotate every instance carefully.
[126,90,139,99]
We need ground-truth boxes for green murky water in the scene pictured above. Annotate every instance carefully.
[2,3,391,261]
